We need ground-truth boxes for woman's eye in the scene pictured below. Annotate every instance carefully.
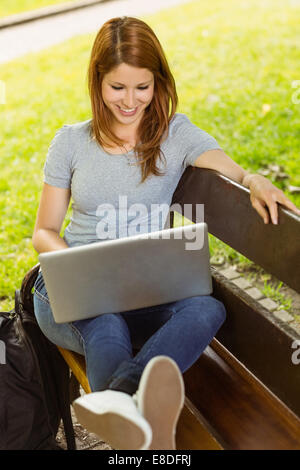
[111,85,149,90]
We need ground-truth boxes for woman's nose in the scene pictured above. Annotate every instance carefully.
[122,90,135,108]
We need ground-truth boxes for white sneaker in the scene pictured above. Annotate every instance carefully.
[73,390,152,450]
[133,356,185,450]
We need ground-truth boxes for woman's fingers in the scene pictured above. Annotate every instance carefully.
[266,191,300,223]
[248,175,300,224]
[251,192,300,225]
[251,196,270,224]
[276,192,300,216]
[266,193,279,224]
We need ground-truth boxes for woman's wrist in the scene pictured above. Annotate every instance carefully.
[242,173,258,189]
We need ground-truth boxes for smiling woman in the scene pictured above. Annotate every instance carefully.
[31,15,299,452]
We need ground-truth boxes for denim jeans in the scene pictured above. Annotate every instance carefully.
[33,271,226,394]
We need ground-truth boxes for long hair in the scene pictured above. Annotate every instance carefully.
[88,16,178,183]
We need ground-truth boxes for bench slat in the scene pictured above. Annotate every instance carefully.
[176,398,223,450]
[211,269,300,419]
[183,339,300,450]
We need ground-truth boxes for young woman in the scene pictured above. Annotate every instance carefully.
[32,16,300,450]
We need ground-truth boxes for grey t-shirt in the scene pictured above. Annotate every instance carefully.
[44,112,221,247]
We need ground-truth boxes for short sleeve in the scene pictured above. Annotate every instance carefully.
[172,114,222,169]
[43,125,72,189]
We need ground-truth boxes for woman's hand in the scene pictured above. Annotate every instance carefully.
[193,149,300,224]
[242,174,300,225]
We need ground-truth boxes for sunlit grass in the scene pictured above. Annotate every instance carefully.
[0,0,76,18]
[262,281,292,311]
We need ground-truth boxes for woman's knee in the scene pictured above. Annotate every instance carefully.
[187,295,226,338]
[173,295,226,328]
[206,296,226,327]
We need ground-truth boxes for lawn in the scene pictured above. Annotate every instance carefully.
[0,0,299,311]
[0,0,76,18]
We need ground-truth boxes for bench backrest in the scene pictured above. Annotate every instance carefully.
[171,167,300,418]
[171,167,300,293]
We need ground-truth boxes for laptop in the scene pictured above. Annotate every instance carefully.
[38,222,212,323]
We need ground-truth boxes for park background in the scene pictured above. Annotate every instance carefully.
[0,0,299,323]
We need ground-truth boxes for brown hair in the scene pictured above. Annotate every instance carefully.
[88,16,178,183]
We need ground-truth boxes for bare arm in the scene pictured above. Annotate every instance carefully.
[194,149,300,224]
[32,183,71,254]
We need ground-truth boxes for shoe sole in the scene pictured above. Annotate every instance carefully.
[138,357,185,450]
[73,400,148,450]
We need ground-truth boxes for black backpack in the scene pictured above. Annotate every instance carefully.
[0,264,78,450]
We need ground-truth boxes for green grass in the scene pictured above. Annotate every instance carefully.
[1,0,300,311]
[0,0,77,18]
[262,281,292,311]
[0,0,76,18]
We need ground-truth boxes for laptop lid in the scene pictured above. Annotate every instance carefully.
[38,222,212,323]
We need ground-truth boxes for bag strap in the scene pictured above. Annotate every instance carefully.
[20,263,40,315]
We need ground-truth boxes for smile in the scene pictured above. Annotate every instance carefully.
[117,106,138,116]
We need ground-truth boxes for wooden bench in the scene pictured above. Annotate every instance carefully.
[21,168,300,450]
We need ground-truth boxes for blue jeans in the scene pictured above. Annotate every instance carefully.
[33,271,226,394]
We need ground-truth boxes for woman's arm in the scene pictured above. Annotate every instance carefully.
[32,183,71,253]
[193,149,300,225]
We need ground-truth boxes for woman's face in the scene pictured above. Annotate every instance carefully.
[101,63,154,131]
